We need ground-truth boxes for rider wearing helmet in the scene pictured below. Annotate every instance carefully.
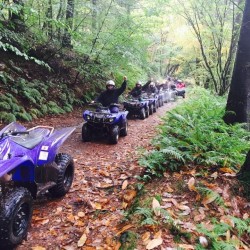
[144,81,158,94]
[95,76,127,107]
[129,80,143,98]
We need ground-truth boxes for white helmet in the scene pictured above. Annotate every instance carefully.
[136,81,142,86]
[149,82,155,87]
[106,80,115,86]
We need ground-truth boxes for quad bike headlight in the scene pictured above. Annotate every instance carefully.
[109,117,115,123]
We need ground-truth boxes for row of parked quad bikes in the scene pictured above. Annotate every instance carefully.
[0,87,184,248]
[82,88,184,144]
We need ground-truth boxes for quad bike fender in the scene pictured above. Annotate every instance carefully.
[37,127,75,165]
[0,155,34,181]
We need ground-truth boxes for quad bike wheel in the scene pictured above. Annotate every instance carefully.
[145,107,149,118]
[120,120,128,137]
[109,125,119,144]
[140,108,146,120]
[149,104,154,115]
[0,187,33,247]
[153,103,157,113]
[82,123,92,142]
[49,153,74,197]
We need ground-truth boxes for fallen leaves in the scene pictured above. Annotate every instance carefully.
[77,233,87,247]
[152,198,161,216]
[146,238,163,249]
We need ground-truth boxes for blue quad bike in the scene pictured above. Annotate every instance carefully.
[0,122,75,248]
[157,90,165,107]
[82,103,128,144]
[123,96,150,120]
[140,92,159,114]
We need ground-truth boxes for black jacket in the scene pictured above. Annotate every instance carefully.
[129,80,152,98]
[142,80,158,94]
[129,86,142,98]
[96,80,127,107]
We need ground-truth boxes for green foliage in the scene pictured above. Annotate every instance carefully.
[0,112,16,123]
[30,108,43,119]
[47,101,65,115]
[119,231,138,250]
[15,111,32,122]
[134,207,158,226]
[0,101,11,110]
[196,187,225,207]
[139,87,250,178]
[196,217,250,249]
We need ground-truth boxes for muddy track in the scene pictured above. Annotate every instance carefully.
[15,101,177,250]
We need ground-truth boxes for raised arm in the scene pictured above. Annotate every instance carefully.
[116,76,127,96]
[142,78,152,90]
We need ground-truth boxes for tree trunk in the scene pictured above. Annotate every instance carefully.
[43,0,53,39]
[224,0,250,124]
[10,0,26,32]
[62,0,75,48]
[237,150,250,182]
[92,0,97,31]
[224,0,250,182]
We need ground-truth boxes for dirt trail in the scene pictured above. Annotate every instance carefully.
[16,101,177,250]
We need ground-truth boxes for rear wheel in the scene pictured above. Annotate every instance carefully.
[0,187,33,247]
[82,123,91,142]
[49,153,74,197]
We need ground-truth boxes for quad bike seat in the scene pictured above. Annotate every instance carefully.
[11,128,51,149]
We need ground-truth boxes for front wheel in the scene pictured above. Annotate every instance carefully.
[0,187,33,247]
[145,107,149,118]
[109,125,119,144]
[82,123,91,142]
[153,103,157,113]
[120,120,128,137]
[149,104,154,115]
[140,108,146,120]
[49,153,74,198]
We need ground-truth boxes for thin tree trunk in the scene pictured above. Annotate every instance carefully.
[92,0,97,31]
[10,0,26,32]
[62,0,75,48]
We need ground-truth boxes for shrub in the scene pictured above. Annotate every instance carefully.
[140,87,250,178]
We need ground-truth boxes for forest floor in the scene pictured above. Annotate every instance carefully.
[9,99,250,250]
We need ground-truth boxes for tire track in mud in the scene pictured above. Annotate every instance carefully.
[16,101,177,250]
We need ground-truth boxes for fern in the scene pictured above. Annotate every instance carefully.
[229,216,250,236]
[47,101,65,115]
[196,217,249,249]
[134,207,158,225]
[15,112,32,122]
[139,87,250,178]
[197,187,225,207]
[0,112,16,123]
[0,101,11,111]
[0,41,51,70]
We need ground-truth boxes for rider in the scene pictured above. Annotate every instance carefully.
[129,81,143,98]
[129,79,152,98]
[144,81,158,95]
[95,76,127,108]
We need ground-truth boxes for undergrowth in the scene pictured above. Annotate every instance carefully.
[139,87,250,179]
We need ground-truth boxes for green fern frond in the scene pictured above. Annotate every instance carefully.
[0,112,16,123]
[197,187,225,207]
[161,147,185,163]
[0,101,11,110]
